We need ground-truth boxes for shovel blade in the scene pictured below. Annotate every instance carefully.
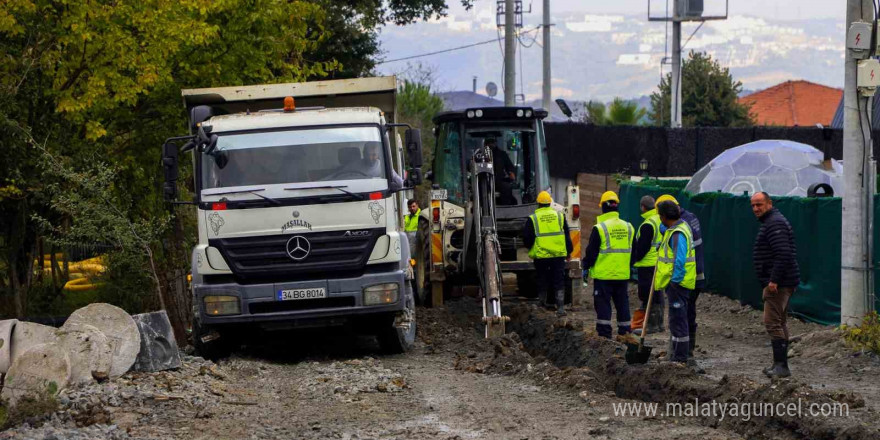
[625,342,653,364]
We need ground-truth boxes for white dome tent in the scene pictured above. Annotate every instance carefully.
[685,140,843,197]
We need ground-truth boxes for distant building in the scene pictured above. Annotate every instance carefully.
[738,80,842,127]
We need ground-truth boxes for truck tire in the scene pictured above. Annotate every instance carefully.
[192,318,233,361]
[516,272,538,298]
[377,285,416,354]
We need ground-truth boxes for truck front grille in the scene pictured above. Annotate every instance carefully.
[209,228,384,282]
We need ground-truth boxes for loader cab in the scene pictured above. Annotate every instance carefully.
[431,107,551,211]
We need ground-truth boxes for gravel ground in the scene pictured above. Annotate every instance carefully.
[1,286,877,439]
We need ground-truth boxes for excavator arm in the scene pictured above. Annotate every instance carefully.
[470,145,509,338]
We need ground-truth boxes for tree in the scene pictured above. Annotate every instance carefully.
[397,76,445,204]
[0,1,335,329]
[649,51,754,127]
[606,98,647,126]
[585,101,607,125]
[583,98,646,126]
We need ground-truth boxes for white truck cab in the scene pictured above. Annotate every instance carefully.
[161,77,422,357]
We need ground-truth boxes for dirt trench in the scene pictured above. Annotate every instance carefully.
[500,304,878,440]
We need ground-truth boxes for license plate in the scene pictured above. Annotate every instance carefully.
[431,189,448,200]
[277,288,326,301]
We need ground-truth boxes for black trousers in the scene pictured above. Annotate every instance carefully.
[636,266,663,309]
[687,288,701,339]
[535,258,566,303]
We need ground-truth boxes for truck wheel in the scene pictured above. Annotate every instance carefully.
[192,319,233,361]
[378,285,417,354]
[516,272,538,298]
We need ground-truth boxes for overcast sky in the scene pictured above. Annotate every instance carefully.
[443,0,844,21]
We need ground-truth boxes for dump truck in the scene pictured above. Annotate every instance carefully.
[413,107,582,335]
[160,77,423,358]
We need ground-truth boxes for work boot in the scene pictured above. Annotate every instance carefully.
[646,299,665,333]
[555,290,566,316]
[765,339,791,378]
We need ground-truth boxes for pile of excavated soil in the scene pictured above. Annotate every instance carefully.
[503,304,878,440]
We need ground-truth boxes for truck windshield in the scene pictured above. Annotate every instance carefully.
[201,126,387,189]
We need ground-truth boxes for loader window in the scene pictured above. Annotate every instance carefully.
[201,126,388,189]
[464,129,536,205]
[433,122,464,205]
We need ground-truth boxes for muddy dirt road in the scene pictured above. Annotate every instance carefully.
[3,290,878,440]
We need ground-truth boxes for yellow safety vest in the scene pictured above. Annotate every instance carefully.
[404,209,420,232]
[528,207,567,259]
[654,221,697,290]
[633,209,661,268]
[589,211,634,280]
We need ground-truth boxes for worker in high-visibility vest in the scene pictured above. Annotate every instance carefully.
[404,199,421,232]
[631,195,663,335]
[523,191,573,316]
[655,194,705,360]
[654,199,696,364]
[582,191,634,338]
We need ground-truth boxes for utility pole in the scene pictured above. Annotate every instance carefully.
[504,0,516,106]
[842,0,873,326]
[542,0,551,109]
[670,0,682,128]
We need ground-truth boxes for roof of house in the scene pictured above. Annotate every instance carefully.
[738,80,843,127]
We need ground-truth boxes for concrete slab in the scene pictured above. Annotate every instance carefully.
[62,303,141,378]
[132,311,182,372]
[0,319,17,374]
[1,343,70,405]
[9,321,59,365]
[56,324,113,384]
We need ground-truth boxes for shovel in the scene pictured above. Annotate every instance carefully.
[625,261,659,364]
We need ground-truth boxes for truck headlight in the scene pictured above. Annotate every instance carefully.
[204,295,241,316]
[363,283,399,305]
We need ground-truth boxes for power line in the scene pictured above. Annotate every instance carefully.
[378,26,541,65]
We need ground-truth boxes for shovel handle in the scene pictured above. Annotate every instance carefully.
[639,259,661,348]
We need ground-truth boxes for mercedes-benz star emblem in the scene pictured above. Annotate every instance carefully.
[285,236,311,261]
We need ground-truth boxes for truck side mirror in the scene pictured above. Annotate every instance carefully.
[407,168,423,187]
[405,128,423,168]
[190,105,214,132]
[162,142,179,201]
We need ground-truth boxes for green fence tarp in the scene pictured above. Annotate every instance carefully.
[618,181,879,326]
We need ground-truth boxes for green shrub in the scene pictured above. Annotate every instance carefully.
[840,311,880,355]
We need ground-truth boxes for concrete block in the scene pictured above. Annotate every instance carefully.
[1,343,70,405]
[62,303,141,378]
[0,319,17,374]
[132,311,182,372]
[56,324,113,384]
[10,322,59,365]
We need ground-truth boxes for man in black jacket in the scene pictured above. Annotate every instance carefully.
[751,192,799,378]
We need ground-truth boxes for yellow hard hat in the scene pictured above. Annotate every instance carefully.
[655,194,679,208]
[537,191,552,204]
[599,191,619,207]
